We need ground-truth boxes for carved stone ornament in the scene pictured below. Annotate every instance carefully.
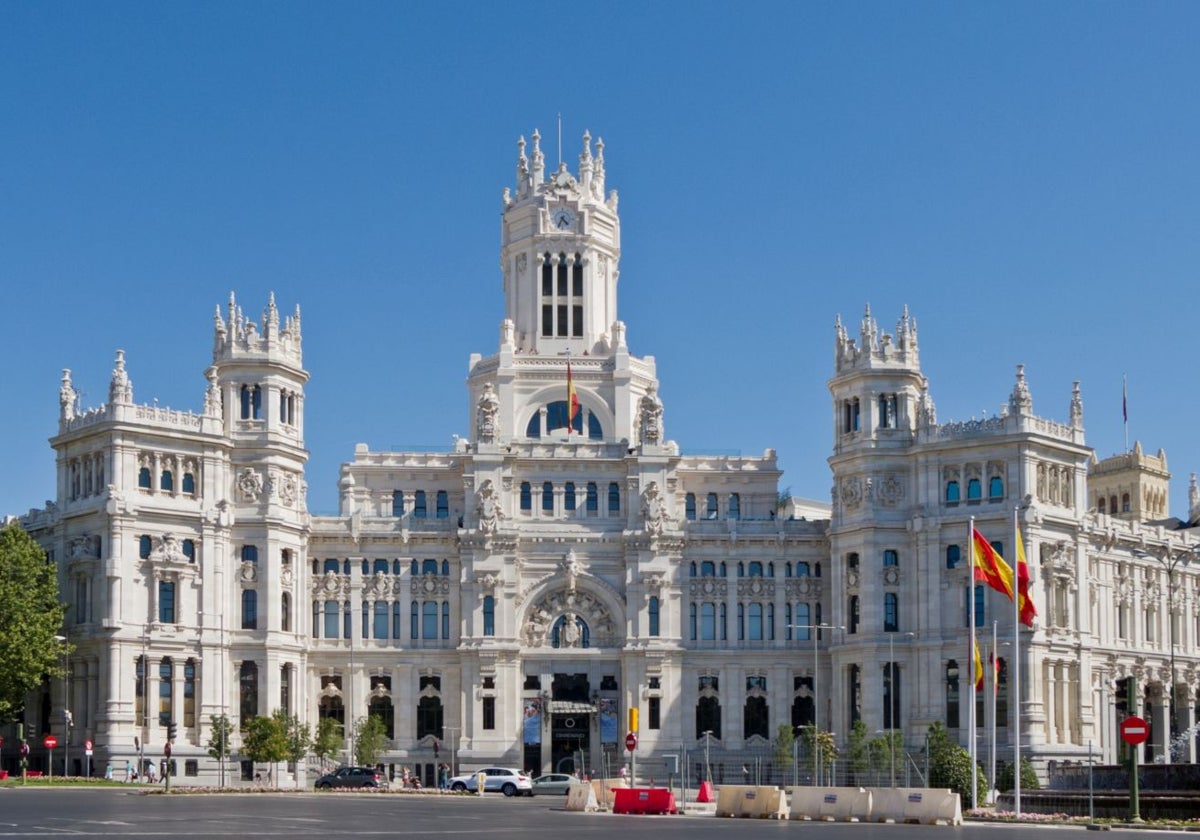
[240,561,257,583]
[237,468,264,502]
[475,479,504,533]
[280,565,294,588]
[638,385,664,446]
[148,533,189,565]
[522,587,616,649]
[68,534,99,561]
[412,575,451,596]
[840,477,863,509]
[738,578,773,598]
[878,474,903,506]
[561,550,584,592]
[641,481,670,535]
[280,474,298,506]
[476,384,500,444]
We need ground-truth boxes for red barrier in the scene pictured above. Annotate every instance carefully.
[0,770,8,780]
[613,787,678,815]
[697,781,714,803]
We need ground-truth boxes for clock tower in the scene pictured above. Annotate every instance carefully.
[467,128,661,448]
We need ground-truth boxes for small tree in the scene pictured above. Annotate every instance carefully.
[242,713,288,785]
[996,755,1040,792]
[313,717,343,768]
[846,720,871,783]
[207,714,234,781]
[926,722,986,809]
[773,724,795,780]
[354,715,388,767]
[276,710,311,775]
[799,725,838,783]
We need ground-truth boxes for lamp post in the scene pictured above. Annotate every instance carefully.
[701,730,713,784]
[790,623,844,785]
[141,624,150,780]
[886,631,915,788]
[1135,546,1194,761]
[53,635,69,777]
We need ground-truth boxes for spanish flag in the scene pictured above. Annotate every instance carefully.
[1014,530,1038,627]
[566,361,580,434]
[972,527,1037,628]
[973,639,985,692]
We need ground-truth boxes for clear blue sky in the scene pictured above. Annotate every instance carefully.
[3,2,1198,519]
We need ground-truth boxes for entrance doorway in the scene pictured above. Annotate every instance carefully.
[551,673,592,776]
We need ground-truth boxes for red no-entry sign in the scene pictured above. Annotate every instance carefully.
[43,736,58,749]
[625,733,637,751]
[1120,716,1149,745]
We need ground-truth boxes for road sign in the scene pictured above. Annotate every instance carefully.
[43,735,58,749]
[625,732,637,752]
[1120,716,1149,745]
[85,739,94,755]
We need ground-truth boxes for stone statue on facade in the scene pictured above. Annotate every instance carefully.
[561,611,581,648]
[642,481,668,536]
[475,479,504,533]
[638,384,664,446]
[476,383,500,444]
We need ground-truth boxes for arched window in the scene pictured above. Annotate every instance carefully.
[1109,495,1118,513]
[737,562,745,578]
[542,482,554,512]
[422,559,439,575]
[796,562,810,577]
[483,596,495,636]
[1122,493,1131,513]
[184,659,196,727]
[414,490,427,518]
[967,478,982,501]
[281,592,291,632]
[417,695,444,740]
[436,490,449,518]
[945,481,960,504]
[586,482,598,513]
[441,560,450,576]
[158,658,173,726]
[139,535,152,559]
[392,490,405,517]
[241,545,258,565]
[748,561,763,577]
[685,493,696,520]
[728,493,740,520]
[706,493,718,519]
[744,695,769,739]
[520,482,532,511]
[792,676,815,731]
[239,661,258,726]
[883,592,898,632]
[1098,496,1107,514]
[883,550,898,567]
[564,482,576,511]
[700,560,715,577]
[138,467,152,489]
[182,472,196,494]
[369,695,395,740]
[242,590,258,630]
[648,596,660,636]
[608,482,620,513]
[696,696,722,740]
[372,558,389,575]
[552,614,590,648]
[160,470,174,492]
[988,476,1003,499]
[946,545,960,569]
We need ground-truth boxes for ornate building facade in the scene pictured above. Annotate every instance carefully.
[12,130,1200,785]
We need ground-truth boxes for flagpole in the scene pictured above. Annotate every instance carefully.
[990,620,998,805]
[969,516,977,810]
[1122,374,1129,453]
[1013,506,1022,819]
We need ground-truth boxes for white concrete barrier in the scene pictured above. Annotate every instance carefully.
[742,786,789,819]
[901,788,962,825]
[871,787,907,822]
[786,787,824,820]
[714,784,748,817]
[817,787,872,822]
[565,783,599,812]
[590,778,628,811]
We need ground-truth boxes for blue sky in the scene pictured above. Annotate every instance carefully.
[2,2,1198,519]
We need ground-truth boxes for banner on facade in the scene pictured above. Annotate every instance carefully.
[523,697,543,744]
[598,698,618,744]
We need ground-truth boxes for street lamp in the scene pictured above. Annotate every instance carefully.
[53,635,69,777]
[886,631,915,788]
[790,623,844,785]
[701,730,713,784]
[1134,546,1195,761]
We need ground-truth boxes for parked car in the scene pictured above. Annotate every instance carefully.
[447,767,533,796]
[530,773,582,796]
[314,766,384,789]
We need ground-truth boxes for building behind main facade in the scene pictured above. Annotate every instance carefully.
[10,130,1200,785]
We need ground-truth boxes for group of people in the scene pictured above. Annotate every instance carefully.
[108,760,158,783]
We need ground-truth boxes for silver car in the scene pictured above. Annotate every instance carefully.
[530,773,582,796]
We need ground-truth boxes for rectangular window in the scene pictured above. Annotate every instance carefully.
[483,697,495,730]
[542,304,553,337]
[373,602,388,639]
[158,581,176,624]
[185,759,199,777]
[557,305,568,336]
[422,602,438,639]
[324,600,339,639]
[648,697,661,730]
[572,305,583,336]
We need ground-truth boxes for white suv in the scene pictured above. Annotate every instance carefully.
[447,767,533,796]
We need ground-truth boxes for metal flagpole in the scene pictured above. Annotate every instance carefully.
[1013,507,1022,819]
[968,517,977,809]
[989,621,998,804]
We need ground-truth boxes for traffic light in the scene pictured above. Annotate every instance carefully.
[628,707,639,733]
[1115,677,1129,715]
[167,720,177,742]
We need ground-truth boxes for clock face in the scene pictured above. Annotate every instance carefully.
[552,207,575,230]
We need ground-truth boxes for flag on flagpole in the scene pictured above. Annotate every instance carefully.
[1014,526,1037,627]
[989,651,1000,695]
[566,360,580,435]
[973,639,985,692]
[972,529,1015,600]
[1123,375,1128,423]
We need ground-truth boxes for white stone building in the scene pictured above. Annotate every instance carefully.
[11,130,1200,786]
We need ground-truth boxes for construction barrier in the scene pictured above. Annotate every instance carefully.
[696,780,715,802]
[787,787,873,821]
[612,787,678,815]
[713,785,788,819]
[564,783,600,812]
[591,778,629,811]
[872,787,961,825]
[715,784,750,817]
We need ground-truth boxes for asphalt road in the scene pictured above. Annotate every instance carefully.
[0,788,1157,839]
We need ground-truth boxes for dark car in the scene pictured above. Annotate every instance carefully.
[314,766,384,789]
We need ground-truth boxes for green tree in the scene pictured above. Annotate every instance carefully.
[207,714,233,765]
[772,723,795,780]
[846,720,871,782]
[799,725,838,783]
[353,715,388,767]
[0,522,68,723]
[279,710,311,770]
[242,712,288,785]
[995,755,1040,792]
[926,722,986,809]
[313,716,343,767]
